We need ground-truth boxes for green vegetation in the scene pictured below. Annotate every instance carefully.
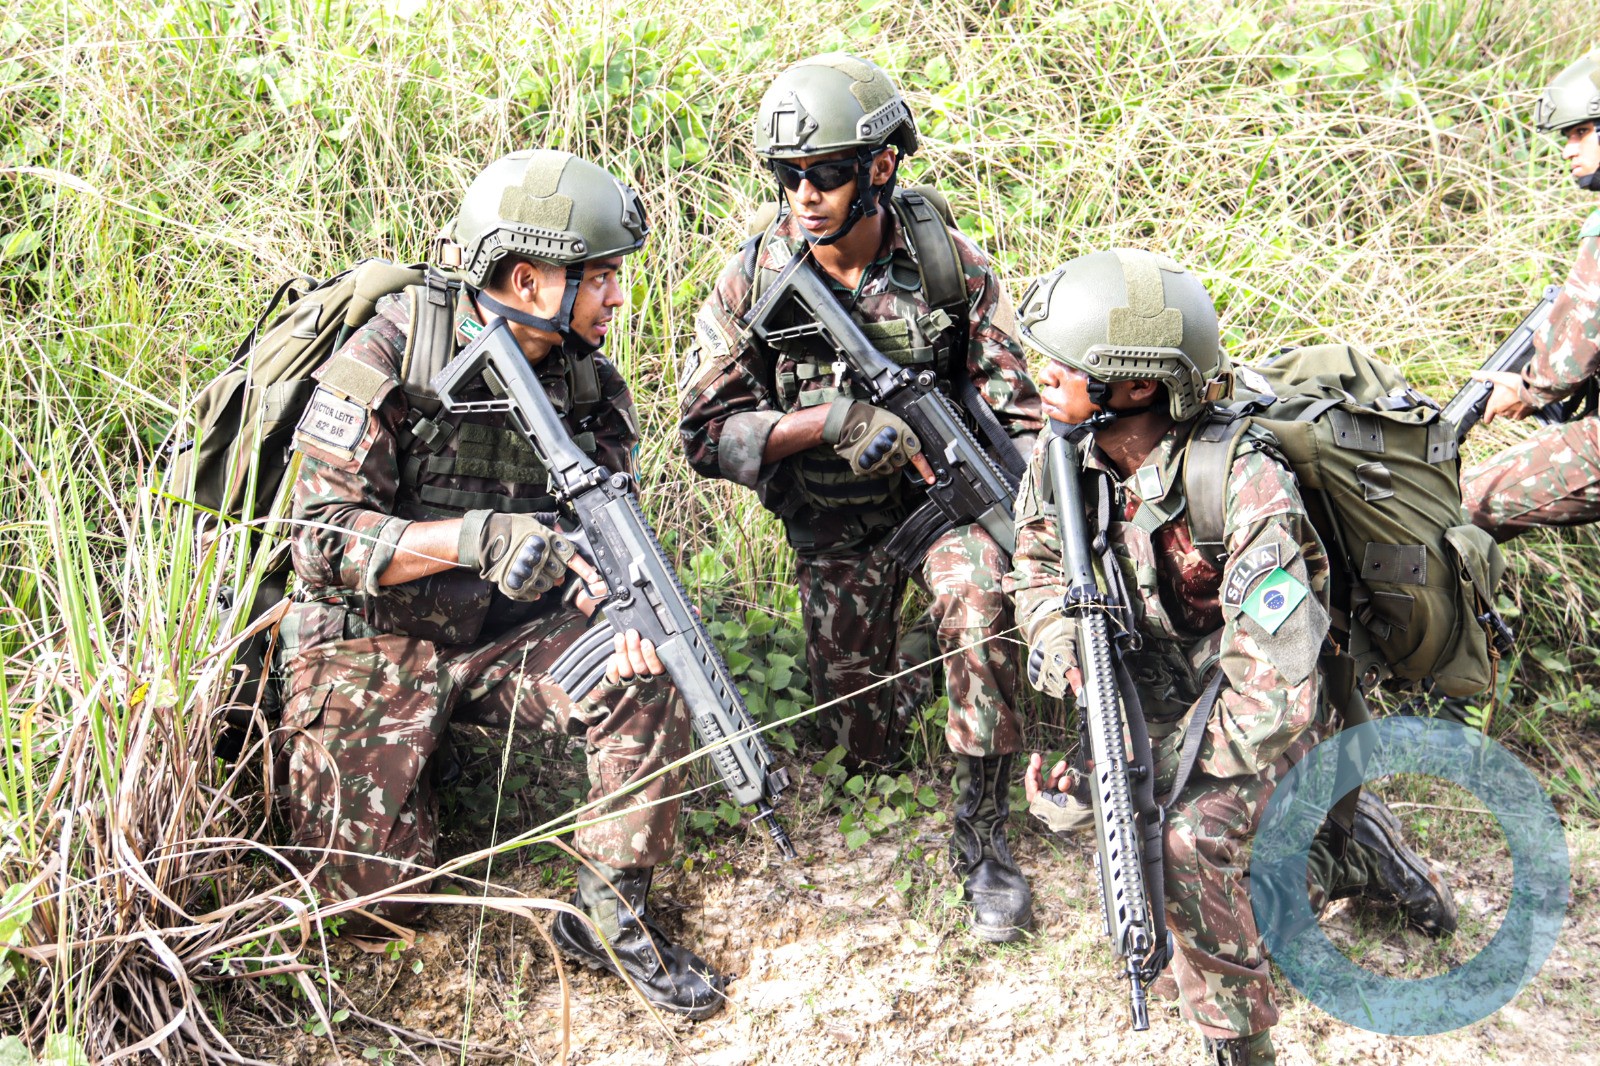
[2,0,1597,1058]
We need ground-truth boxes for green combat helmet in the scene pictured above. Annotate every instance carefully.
[753,52,918,245]
[1533,52,1600,189]
[1016,248,1229,427]
[434,149,648,344]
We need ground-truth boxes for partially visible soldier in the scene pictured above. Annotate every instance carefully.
[1006,250,1458,1064]
[678,52,1043,942]
[1464,51,1600,539]
[276,149,726,1018]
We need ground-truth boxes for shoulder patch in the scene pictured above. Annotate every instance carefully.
[318,352,391,406]
[1223,541,1282,607]
[295,386,368,457]
[1581,207,1600,240]
[679,305,737,396]
[1239,567,1307,634]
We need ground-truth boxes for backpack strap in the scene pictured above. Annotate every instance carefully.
[567,351,602,419]
[394,271,462,467]
[400,270,459,416]
[1184,410,1251,569]
[892,190,966,314]
[891,189,1026,479]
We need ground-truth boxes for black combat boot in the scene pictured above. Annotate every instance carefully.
[1203,1030,1275,1065]
[550,862,728,1019]
[949,754,1034,942]
[1322,792,1459,937]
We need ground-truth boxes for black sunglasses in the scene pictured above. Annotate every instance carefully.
[770,157,861,193]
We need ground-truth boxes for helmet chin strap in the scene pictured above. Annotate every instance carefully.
[1048,380,1159,440]
[474,263,600,353]
[781,148,896,247]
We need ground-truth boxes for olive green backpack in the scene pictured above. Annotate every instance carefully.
[170,260,460,719]
[1184,344,1507,698]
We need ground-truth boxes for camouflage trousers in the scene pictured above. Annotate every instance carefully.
[795,520,1022,764]
[274,609,691,921]
[1162,722,1327,1039]
[1461,415,1600,542]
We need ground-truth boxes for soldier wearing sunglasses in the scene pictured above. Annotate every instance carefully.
[678,52,1043,943]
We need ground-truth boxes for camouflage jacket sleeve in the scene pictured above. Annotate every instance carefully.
[1003,438,1069,641]
[677,252,790,492]
[1166,446,1331,780]
[287,297,413,596]
[953,230,1045,457]
[591,354,641,481]
[1523,229,1600,404]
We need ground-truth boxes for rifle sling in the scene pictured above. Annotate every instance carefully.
[1161,667,1227,812]
[957,374,1026,481]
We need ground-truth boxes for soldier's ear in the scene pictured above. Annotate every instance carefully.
[506,258,563,307]
[1126,378,1163,403]
[871,148,897,186]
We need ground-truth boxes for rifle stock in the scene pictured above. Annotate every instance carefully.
[433,319,797,858]
[1045,431,1171,1030]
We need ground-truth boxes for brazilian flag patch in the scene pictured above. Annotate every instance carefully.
[1240,568,1308,634]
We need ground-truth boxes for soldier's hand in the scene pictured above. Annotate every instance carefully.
[1024,752,1073,804]
[1472,370,1537,424]
[566,553,610,617]
[605,628,666,685]
[1025,751,1095,835]
[1025,615,1077,698]
[458,510,575,601]
[822,400,924,479]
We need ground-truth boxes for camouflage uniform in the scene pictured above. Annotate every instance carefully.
[1007,424,1335,1039]
[277,289,691,919]
[1463,209,1600,540]
[679,212,1042,762]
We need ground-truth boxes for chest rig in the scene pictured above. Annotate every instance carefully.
[740,189,972,516]
[391,275,605,518]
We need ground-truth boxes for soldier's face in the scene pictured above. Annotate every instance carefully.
[1563,123,1600,180]
[776,148,893,237]
[1037,361,1101,423]
[568,257,627,348]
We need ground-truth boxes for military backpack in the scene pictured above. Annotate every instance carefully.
[170,261,463,719]
[1184,344,1506,698]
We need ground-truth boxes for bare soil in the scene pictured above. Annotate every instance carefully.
[244,768,1600,1066]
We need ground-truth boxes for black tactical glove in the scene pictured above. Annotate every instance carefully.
[821,399,921,477]
[458,510,574,601]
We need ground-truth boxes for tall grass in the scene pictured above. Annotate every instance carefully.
[2,0,1595,1057]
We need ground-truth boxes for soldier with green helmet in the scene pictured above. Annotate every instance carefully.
[1007,249,1458,1065]
[276,148,728,1018]
[678,52,1044,942]
[1464,51,1600,538]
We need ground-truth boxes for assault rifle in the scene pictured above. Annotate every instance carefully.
[1442,285,1577,444]
[1044,430,1171,1030]
[747,255,1018,567]
[433,318,797,858]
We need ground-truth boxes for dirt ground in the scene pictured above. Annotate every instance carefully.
[247,766,1600,1066]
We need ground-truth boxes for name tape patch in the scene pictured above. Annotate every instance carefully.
[679,306,734,395]
[297,387,368,453]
